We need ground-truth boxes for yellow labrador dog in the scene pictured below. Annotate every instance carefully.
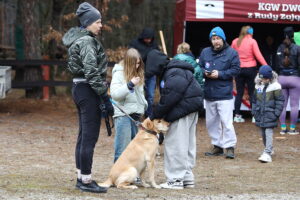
[100,118,169,189]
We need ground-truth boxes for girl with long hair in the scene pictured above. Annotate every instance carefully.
[276,26,300,135]
[231,25,267,123]
[110,48,148,162]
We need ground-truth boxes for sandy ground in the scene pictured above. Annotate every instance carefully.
[0,90,299,200]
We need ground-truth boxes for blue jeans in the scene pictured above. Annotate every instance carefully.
[145,75,156,117]
[114,116,138,162]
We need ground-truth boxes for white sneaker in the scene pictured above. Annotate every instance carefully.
[280,129,287,135]
[258,152,272,163]
[288,129,299,135]
[234,115,245,123]
[160,180,183,190]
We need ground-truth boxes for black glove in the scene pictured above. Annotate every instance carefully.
[99,93,114,136]
[100,93,114,117]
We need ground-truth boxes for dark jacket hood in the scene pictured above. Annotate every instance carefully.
[165,59,194,73]
[62,27,92,47]
[138,27,155,40]
[145,49,169,78]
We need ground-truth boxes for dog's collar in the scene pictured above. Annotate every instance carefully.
[139,125,160,140]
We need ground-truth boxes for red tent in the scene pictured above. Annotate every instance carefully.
[173,0,300,110]
[174,0,300,55]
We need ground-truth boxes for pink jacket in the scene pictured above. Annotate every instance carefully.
[231,35,267,68]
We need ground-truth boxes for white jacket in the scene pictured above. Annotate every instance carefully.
[110,63,148,118]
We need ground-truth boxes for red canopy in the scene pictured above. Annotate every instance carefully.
[173,0,300,54]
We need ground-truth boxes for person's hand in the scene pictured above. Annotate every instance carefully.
[105,100,114,116]
[100,94,114,116]
[131,77,141,86]
[210,70,219,79]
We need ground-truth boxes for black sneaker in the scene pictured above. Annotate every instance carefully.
[79,180,108,193]
[205,145,224,156]
[76,179,83,189]
[133,177,143,187]
[225,147,235,159]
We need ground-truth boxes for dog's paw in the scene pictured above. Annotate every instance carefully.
[152,184,161,189]
[131,185,139,189]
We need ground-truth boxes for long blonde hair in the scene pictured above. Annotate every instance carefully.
[123,48,144,85]
[237,26,252,47]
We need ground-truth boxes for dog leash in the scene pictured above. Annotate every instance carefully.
[110,99,161,140]
[110,99,141,126]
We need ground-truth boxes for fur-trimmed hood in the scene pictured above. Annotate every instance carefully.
[255,71,279,86]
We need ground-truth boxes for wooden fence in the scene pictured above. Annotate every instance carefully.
[0,59,115,87]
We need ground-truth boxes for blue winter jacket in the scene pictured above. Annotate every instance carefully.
[199,44,240,101]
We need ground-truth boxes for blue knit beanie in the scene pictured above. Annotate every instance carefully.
[209,26,226,41]
[76,2,101,28]
[259,65,273,79]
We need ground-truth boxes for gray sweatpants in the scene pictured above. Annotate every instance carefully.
[260,128,273,154]
[205,99,237,148]
[164,112,198,182]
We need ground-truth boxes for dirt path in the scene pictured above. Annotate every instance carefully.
[0,91,299,199]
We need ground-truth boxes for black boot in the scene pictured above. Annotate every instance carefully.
[79,180,108,193]
[225,147,235,159]
[205,145,224,156]
[76,179,83,189]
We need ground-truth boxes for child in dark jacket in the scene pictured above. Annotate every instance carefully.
[252,65,284,163]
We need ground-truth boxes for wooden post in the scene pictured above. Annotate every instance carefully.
[159,30,167,56]
[41,56,50,101]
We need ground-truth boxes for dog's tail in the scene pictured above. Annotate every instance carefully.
[98,178,113,188]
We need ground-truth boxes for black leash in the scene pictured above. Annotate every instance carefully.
[110,99,141,126]
[110,99,163,142]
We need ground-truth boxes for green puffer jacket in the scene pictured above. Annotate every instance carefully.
[62,27,108,96]
[173,53,204,87]
[252,71,284,128]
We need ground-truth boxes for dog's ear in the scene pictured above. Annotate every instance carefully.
[142,118,154,130]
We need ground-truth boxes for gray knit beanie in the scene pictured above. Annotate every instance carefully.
[76,2,101,28]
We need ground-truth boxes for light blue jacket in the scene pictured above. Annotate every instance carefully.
[110,63,148,117]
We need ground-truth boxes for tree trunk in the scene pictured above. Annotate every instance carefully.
[18,0,42,98]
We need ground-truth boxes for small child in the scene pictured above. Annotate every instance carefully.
[252,65,284,163]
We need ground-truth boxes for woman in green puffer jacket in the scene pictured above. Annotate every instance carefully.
[62,2,111,194]
[173,42,204,88]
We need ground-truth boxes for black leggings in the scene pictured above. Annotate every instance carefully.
[72,82,101,175]
[234,67,257,115]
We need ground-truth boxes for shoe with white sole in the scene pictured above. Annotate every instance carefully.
[233,115,245,123]
[280,129,287,135]
[288,129,299,135]
[258,152,272,163]
[160,180,183,190]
